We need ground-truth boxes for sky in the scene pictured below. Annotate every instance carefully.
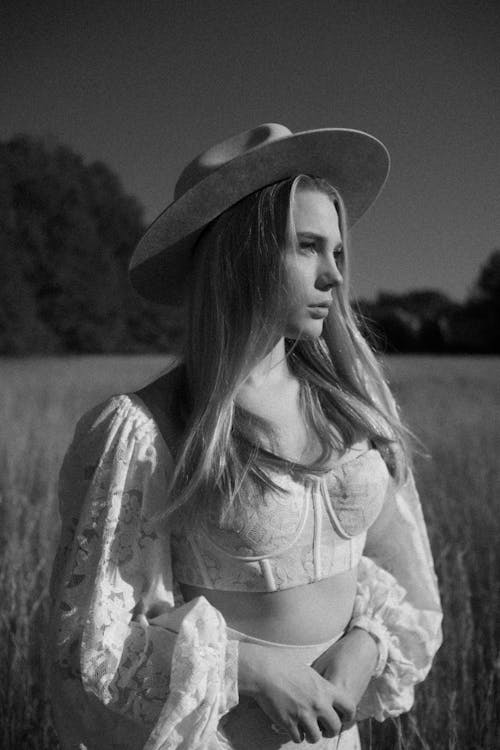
[2,0,499,302]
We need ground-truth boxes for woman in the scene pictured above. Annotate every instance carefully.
[48,124,442,750]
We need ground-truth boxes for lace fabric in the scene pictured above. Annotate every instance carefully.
[352,471,443,720]
[48,392,442,750]
[48,395,238,750]
[171,451,390,592]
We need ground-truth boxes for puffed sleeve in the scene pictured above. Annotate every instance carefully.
[345,364,443,721]
[351,468,443,721]
[48,394,238,750]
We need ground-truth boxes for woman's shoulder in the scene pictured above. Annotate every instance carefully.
[72,368,185,458]
[134,364,185,451]
[70,393,161,457]
[58,391,177,529]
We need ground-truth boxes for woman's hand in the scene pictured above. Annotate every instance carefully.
[238,642,355,743]
[312,627,379,714]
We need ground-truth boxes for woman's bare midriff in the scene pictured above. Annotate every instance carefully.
[180,568,358,644]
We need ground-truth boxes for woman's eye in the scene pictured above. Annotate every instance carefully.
[299,241,316,254]
[334,247,344,262]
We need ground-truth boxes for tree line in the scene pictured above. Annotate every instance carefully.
[357,263,500,353]
[1,135,499,355]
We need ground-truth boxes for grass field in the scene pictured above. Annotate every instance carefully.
[0,355,499,749]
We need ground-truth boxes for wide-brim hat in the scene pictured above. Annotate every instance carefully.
[129,123,390,304]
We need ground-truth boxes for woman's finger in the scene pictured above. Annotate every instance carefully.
[297,716,323,744]
[327,685,356,725]
[279,718,303,744]
[317,706,343,739]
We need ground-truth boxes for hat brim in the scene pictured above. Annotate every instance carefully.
[129,128,389,304]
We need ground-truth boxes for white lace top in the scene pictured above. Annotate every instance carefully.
[172,448,390,592]
[48,393,442,750]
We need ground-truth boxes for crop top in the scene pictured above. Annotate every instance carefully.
[171,448,391,592]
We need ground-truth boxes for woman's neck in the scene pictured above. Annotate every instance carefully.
[242,338,292,390]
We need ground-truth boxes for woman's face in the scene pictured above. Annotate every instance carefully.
[284,188,343,339]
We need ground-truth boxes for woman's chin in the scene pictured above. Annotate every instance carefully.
[285,321,325,340]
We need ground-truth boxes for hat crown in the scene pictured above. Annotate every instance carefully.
[174,123,292,200]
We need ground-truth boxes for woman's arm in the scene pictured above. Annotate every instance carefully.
[331,368,443,721]
[322,471,442,723]
[311,627,379,708]
[311,472,442,723]
[351,471,443,721]
[48,395,238,750]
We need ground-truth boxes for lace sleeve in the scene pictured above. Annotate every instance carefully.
[351,470,443,721]
[48,395,238,750]
[347,365,443,719]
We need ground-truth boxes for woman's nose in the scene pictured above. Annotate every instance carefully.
[316,256,343,290]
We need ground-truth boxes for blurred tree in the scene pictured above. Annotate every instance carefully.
[0,229,59,353]
[357,301,421,352]
[0,134,177,354]
[456,249,500,353]
[377,289,454,321]
[470,249,500,304]
[357,289,455,353]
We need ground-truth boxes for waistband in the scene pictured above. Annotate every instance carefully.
[226,626,343,660]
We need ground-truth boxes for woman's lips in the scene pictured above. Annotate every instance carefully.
[308,305,330,318]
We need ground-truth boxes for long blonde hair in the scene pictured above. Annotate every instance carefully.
[164,175,410,523]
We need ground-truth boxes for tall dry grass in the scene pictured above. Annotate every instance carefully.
[0,355,498,749]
